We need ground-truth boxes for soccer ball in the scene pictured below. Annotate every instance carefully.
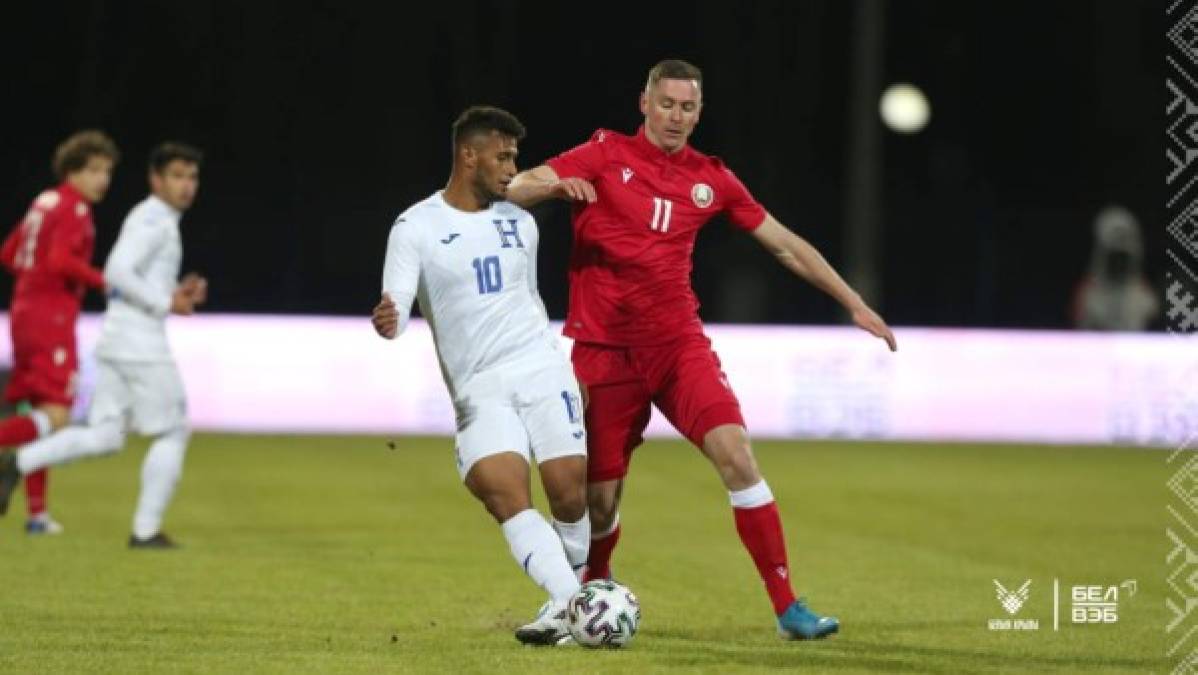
[566,579,641,648]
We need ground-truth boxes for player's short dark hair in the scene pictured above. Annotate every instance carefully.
[646,59,703,91]
[149,142,203,173]
[451,106,526,148]
[52,130,119,180]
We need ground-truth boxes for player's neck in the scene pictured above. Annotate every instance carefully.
[62,178,94,204]
[442,177,490,213]
[642,126,685,156]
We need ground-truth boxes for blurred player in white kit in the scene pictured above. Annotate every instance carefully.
[372,106,589,645]
[0,142,207,549]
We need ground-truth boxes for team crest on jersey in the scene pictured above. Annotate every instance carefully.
[75,203,88,217]
[691,183,714,208]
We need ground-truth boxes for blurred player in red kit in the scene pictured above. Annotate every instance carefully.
[0,130,118,533]
[508,59,896,639]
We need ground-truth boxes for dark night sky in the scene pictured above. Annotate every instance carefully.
[0,1,1163,328]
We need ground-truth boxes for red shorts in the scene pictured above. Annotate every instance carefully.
[5,310,78,407]
[572,333,745,482]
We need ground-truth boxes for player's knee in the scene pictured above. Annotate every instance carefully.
[38,405,71,431]
[91,422,126,454]
[547,490,586,524]
[159,425,191,448]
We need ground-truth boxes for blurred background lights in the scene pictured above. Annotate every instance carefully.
[880,83,931,133]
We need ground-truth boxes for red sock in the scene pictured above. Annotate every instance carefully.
[734,502,797,616]
[25,469,46,517]
[583,523,621,582]
[0,415,39,447]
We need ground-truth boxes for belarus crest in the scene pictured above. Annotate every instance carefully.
[691,183,714,208]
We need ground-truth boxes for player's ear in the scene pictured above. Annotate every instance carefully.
[456,142,475,169]
[639,90,649,116]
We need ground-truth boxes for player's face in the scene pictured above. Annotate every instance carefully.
[150,159,200,211]
[67,155,115,204]
[640,78,702,154]
[470,132,519,203]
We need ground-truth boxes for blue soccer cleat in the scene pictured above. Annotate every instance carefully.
[25,512,64,535]
[777,598,839,640]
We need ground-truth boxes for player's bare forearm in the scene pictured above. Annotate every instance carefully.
[507,165,596,209]
[753,214,897,351]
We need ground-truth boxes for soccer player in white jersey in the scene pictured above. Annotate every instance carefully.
[0,142,207,549]
[371,106,589,646]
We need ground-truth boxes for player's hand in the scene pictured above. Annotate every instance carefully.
[850,303,897,352]
[372,292,399,339]
[170,286,197,315]
[179,272,208,306]
[552,177,597,204]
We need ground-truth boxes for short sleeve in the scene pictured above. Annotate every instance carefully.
[545,129,611,181]
[719,164,767,232]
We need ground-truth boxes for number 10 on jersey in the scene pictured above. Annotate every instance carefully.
[472,256,503,294]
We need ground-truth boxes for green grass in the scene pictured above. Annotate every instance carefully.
[0,436,1167,673]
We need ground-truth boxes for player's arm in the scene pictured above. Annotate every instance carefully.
[45,215,105,290]
[103,218,176,316]
[507,165,596,209]
[0,224,21,273]
[374,217,420,339]
[751,213,897,351]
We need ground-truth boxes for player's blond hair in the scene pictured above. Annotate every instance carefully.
[645,59,703,92]
[52,130,120,180]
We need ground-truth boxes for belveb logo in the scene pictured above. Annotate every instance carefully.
[994,579,1031,615]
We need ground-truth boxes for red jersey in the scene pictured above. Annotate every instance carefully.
[547,127,767,346]
[0,182,105,317]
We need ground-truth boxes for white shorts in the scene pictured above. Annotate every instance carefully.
[88,358,188,436]
[452,350,586,481]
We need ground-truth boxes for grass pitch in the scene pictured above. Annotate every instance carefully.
[0,435,1165,673]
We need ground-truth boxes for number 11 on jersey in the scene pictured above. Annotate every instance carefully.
[650,197,673,232]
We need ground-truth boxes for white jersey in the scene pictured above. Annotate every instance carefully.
[382,191,557,397]
[96,195,182,363]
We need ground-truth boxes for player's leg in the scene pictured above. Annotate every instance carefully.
[19,402,70,534]
[570,342,651,582]
[457,397,578,645]
[0,334,83,527]
[652,335,838,639]
[125,361,189,548]
[129,427,189,548]
[521,361,590,573]
[0,360,129,516]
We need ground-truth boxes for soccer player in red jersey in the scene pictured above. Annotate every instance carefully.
[0,131,118,533]
[508,59,896,639]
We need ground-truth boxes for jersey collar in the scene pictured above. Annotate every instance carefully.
[57,181,85,203]
[634,125,693,164]
[147,193,183,219]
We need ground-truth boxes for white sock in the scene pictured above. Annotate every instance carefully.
[17,422,125,474]
[133,427,190,539]
[502,509,581,603]
[552,512,591,569]
[729,479,774,508]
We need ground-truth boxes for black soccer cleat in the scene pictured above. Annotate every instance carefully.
[128,532,179,549]
[0,453,20,516]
